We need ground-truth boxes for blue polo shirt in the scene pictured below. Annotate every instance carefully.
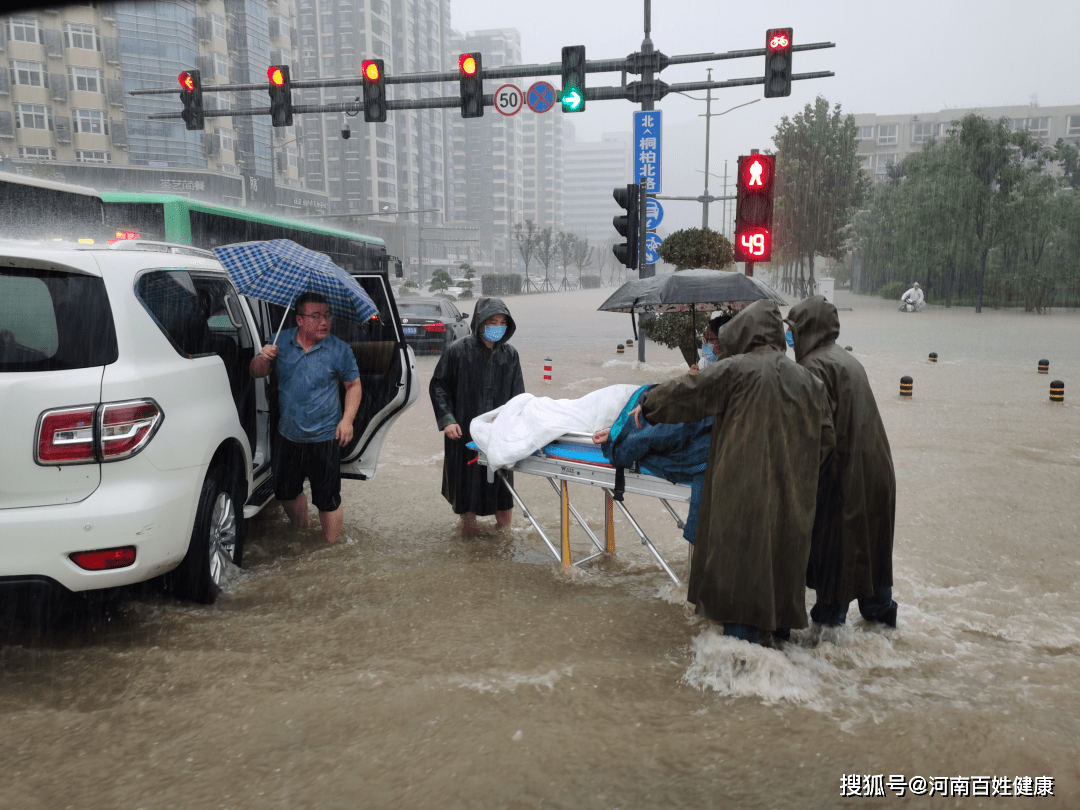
[275,328,360,443]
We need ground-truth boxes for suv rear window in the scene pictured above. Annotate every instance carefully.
[0,268,118,371]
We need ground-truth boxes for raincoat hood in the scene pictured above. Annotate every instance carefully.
[787,295,840,362]
[470,296,517,344]
[716,299,786,357]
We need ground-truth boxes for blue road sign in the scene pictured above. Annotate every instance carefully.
[645,232,663,265]
[645,198,664,230]
[527,81,556,113]
[633,110,662,194]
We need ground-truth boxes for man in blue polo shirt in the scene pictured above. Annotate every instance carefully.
[251,291,361,544]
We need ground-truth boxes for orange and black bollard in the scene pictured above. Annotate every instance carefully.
[1050,380,1064,403]
[626,338,634,347]
[617,343,625,355]
[900,376,913,398]
[929,352,938,362]
[1038,359,1049,374]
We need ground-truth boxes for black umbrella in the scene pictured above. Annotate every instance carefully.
[597,268,787,314]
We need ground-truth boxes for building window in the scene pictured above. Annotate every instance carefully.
[1028,117,1050,141]
[64,23,101,52]
[10,60,47,87]
[14,103,52,130]
[218,163,237,174]
[68,66,105,93]
[76,150,111,163]
[1068,116,1080,137]
[378,181,395,197]
[19,146,56,160]
[911,122,934,144]
[857,154,872,171]
[208,12,227,40]
[877,124,897,145]
[376,141,394,159]
[286,146,298,168]
[1009,118,1027,132]
[73,109,109,135]
[7,18,45,45]
[874,153,897,177]
[212,52,229,79]
[857,126,874,140]
[214,127,235,152]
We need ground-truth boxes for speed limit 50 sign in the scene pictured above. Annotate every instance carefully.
[494,84,523,117]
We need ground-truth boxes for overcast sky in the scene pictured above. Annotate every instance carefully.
[453,0,1080,234]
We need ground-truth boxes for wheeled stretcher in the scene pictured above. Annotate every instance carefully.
[472,434,690,583]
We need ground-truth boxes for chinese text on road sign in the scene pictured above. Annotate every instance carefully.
[633,111,662,194]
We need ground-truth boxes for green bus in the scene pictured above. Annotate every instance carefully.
[0,172,400,277]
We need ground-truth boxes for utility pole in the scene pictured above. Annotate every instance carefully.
[702,69,712,230]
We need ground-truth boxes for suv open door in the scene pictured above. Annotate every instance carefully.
[249,270,418,481]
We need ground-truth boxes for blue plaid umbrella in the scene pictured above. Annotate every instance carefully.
[213,239,378,343]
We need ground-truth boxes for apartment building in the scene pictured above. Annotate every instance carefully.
[854,103,1080,181]
[562,125,631,247]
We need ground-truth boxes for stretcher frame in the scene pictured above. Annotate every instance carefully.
[476,432,690,583]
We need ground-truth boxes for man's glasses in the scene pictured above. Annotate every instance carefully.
[299,312,331,322]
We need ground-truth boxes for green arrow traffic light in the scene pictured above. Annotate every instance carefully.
[561,88,583,112]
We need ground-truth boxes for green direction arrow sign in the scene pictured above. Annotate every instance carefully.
[561,88,582,112]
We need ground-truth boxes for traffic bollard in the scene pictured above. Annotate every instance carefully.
[1050,380,1064,403]
[929,352,938,362]
[543,358,552,384]
[900,376,913,398]
[616,344,625,355]
[1038,359,1049,374]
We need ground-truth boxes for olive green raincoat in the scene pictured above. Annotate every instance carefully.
[786,295,895,605]
[640,299,835,632]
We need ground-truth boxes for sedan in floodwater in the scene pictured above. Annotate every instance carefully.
[398,297,471,353]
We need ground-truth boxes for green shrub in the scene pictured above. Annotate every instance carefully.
[480,274,523,296]
[875,280,907,300]
[580,275,602,289]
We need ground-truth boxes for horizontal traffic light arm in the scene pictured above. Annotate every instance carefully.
[146,68,836,121]
[130,40,837,97]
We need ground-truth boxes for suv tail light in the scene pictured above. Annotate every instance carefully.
[37,406,96,464]
[36,399,163,466]
[422,322,447,333]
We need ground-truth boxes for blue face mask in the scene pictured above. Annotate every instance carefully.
[483,324,507,342]
[785,330,795,348]
[700,342,717,362]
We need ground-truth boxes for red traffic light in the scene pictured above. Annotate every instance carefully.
[362,60,381,82]
[458,53,478,76]
[178,71,195,93]
[268,66,287,86]
[767,29,791,52]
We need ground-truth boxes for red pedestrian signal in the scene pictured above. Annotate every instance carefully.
[734,153,776,263]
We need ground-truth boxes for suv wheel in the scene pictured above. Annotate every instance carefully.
[167,466,244,604]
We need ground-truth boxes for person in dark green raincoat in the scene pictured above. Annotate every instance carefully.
[786,296,898,628]
[429,297,525,536]
[635,299,835,646]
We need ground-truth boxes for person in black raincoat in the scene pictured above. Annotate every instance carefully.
[635,299,835,646]
[786,296,898,628]
[429,297,525,535]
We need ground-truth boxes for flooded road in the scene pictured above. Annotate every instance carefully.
[3,286,1079,809]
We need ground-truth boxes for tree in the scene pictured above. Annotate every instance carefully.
[513,220,540,287]
[555,231,576,288]
[643,227,736,367]
[533,227,556,291]
[570,234,594,280]
[428,268,452,293]
[772,96,869,289]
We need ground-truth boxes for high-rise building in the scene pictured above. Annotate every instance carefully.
[447,28,524,273]
[562,125,631,247]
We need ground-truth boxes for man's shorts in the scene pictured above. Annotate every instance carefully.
[273,436,342,513]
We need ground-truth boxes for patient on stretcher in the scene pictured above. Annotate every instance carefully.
[470,384,711,544]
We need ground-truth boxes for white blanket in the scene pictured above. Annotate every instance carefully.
[470,384,641,471]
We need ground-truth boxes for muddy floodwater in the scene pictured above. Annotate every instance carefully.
[3,285,1079,809]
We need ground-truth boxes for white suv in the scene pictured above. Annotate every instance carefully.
[0,240,418,604]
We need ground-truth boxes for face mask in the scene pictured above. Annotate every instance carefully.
[483,324,507,342]
[700,342,717,362]
[785,330,794,348]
